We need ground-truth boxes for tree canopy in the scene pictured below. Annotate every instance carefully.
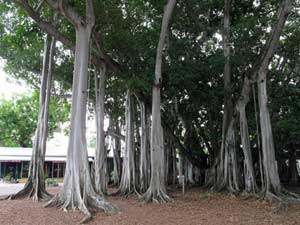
[0,0,300,221]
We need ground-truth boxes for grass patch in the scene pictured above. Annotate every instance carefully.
[17,178,64,183]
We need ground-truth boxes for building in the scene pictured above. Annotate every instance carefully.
[0,147,95,179]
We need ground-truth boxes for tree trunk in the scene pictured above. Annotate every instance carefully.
[239,104,256,192]
[112,138,121,186]
[94,64,107,195]
[207,0,293,195]
[45,2,116,221]
[112,120,121,186]
[206,0,239,193]
[134,101,140,187]
[253,84,265,190]
[256,0,293,199]
[258,70,281,194]
[141,0,176,203]
[179,154,184,185]
[117,90,138,195]
[166,140,175,185]
[114,120,122,185]
[1,35,55,201]
[187,160,195,185]
[172,144,177,185]
[237,78,257,193]
[139,100,150,192]
[222,120,240,192]
[289,155,299,185]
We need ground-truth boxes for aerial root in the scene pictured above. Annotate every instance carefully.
[88,195,119,214]
[44,194,60,208]
[110,187,140,199]
[44,192,119,224]
[0,184,51,202]
[79,213,92,224]
[140,188,172,203]
[261,189,300,214]
[0,186,28,201]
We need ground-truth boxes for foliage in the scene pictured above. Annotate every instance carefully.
[45,178,58,187]
[0,0,299,177]
[0,91,70,147]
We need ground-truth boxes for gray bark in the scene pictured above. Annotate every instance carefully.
[237,78,257,193]
[258,71,281,194]
[106,120,123,185]
[289,155,299,184]
[0,35,55,201]
[94,64,107,195]
[179,154,184,185]
[112,139,121,186]
[116,121,122,180]
[207,0,293,195]
[187,160,195,185]
[44,1,116,222]
[141,0,176,203]
[253,85,265,190]
[165,140,175,185]
[172,145,177,185]
[117,90,138,195]
[256,0,293,198]
[207,0,240,193]
[139,100,150,192]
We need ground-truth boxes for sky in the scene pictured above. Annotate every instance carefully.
[0,60,115,153]
[0,60,31,100]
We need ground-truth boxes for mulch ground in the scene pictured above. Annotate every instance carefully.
[0,186,299,225]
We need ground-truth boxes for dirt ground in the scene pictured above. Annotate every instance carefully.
[0,186,299,225]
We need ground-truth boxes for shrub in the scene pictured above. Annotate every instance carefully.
[45,178,58,187]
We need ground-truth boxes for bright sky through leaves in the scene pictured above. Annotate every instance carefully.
[0,60,31,100]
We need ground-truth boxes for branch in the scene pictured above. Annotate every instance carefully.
[155,0,176,84]
[35,0,45,13]
[162,118,207,169]
[236,0,293,108]
[85,0,95,27]
[12,0,119,72]
[258,0,293,73]
[247,0,293,81]
[94,32,120,73]
[106,129,125,141]
[12,0,74,51]
[45,0,82,27]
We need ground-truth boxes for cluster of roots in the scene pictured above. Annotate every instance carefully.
[139,187,172,203]
[44,192,118,224]
[0,181,51,202]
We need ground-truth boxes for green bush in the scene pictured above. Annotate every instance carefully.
[3,172,13,181]
[45,178,58,187]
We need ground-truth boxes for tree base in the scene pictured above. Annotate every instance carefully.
[0,181,51,202]
[111,186,140,198]
[44,190,118,224]
[140,187,172,203]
